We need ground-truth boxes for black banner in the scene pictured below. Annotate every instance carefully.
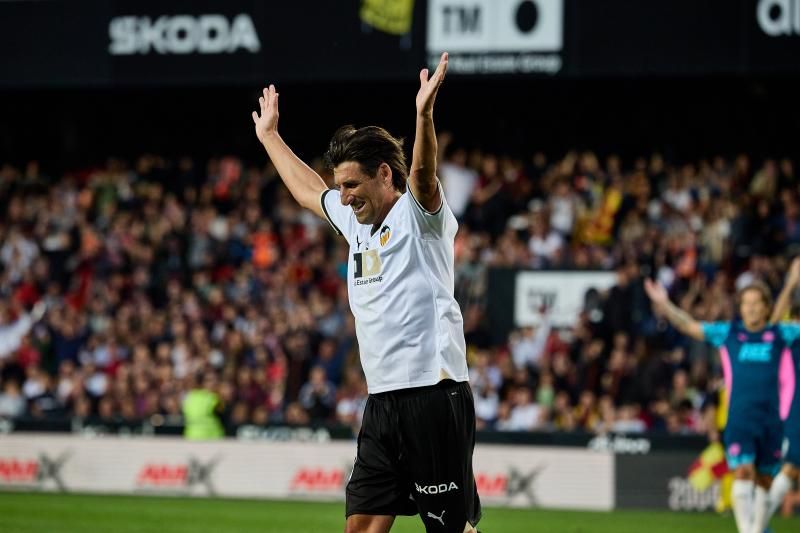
[486,268,518,346]
[1,0,798,86]
[485,268,619,345]
[0,0,425,87]
[477,429,708,453]
[616,451,721,511]
[566,0,800,76]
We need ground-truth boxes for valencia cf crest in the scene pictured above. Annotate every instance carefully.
[379,225,391,247]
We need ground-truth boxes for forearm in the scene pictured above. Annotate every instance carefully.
[771,282,796,323]
[657,299,703,340]
[0,315,32,358]
[531,318,552,354]
[261,132,327,215]
[410,113,439,200]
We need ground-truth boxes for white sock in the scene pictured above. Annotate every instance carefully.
[732,479,754,533]
[749,485,769,533]
[767,471,792,522]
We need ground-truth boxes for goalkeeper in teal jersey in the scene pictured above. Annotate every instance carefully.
[762,258,800,528]
[646,278,799,533]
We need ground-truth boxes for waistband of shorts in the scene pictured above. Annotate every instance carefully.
[369,379,464,401]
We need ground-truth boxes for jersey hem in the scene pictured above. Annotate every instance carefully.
[367,375,469,395]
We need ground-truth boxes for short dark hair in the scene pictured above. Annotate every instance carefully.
[324,125,407,192]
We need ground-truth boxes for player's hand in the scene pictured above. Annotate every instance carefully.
[788,256,800,286]
[30,300,47,322]
[252,85,279,144]
[644,278,669,307]
[416,52,448,117]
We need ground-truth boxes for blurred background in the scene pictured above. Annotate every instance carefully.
[1,0,799,530]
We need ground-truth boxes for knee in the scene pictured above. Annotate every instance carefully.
[734,465,755,480]
[345,514,392,533]
[344,519,361,533]
[756,474,773,489]
[344,516,366,533]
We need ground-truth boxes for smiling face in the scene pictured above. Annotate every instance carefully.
[334,161,399,227]
[739,287,770,331]
[323,126,408,222]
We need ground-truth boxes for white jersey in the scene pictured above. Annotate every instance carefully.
[320,183,469,394]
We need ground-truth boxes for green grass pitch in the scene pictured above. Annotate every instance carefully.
[0,492,795,532]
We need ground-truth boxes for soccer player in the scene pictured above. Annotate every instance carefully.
[251,53,481,533]
[645,278,800,533]
[764,257,800,526]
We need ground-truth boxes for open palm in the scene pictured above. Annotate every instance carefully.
[252,85,279,143]
[416,52,448,116]
[644,278,669,306]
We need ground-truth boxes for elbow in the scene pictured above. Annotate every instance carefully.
[416,181,438,199]
[297,196,315,212]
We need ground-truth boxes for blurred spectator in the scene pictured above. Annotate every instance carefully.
[473,384,500,430]
[548,178,580,238]
[497,387,543,432]
[469,350,503,391]
[509,315,551,371]
[335,367,368,433]
[438,132,478,220]
[528,209,564,268]
[0,380,25,418]
[284,401,310,426]
[613,404,647,434]
[298,366,336,422]
[0,301,45,360]
[182,371,224,440]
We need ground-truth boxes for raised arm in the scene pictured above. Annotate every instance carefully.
[771,257,800,323]
[409,52,448,212]
[644,278,705,341]
[252,85,327,218]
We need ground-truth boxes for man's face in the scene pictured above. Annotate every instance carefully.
[740,289,769,329]
[334,161,391,225]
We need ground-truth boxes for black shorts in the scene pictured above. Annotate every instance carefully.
[346,379,481,532]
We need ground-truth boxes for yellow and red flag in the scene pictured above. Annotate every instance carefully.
[688,442,728,491]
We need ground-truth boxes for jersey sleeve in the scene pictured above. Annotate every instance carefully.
[778,323,800,344]
[320,189,356,243]
[701,322,731,347]
[406,179,456,239]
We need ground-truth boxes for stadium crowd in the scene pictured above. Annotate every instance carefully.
[0,140,797,438]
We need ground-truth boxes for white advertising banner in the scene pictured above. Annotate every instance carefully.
[473,445,614,510]
[427,0,564,74]
[428,0,563,53]
[0,434,613,510]
[0,434,354,499]
[514,271,618,328]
